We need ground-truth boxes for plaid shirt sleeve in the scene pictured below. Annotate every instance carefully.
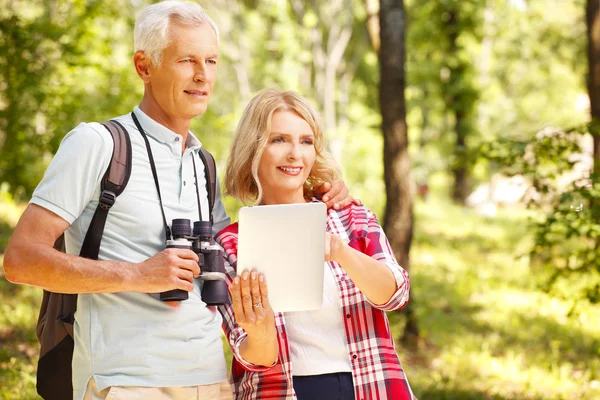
[343,208,410,311]
[216,224,277,372]
[328,204,418,400]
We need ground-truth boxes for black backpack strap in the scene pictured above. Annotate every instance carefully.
[79,120,132,259]
[198,147,217,223]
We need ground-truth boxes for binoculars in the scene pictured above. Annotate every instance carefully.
[160,219,230,306]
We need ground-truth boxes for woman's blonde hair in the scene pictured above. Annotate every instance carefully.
[225,89,341,205]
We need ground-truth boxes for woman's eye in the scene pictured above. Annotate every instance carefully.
[271,137,284,143]
[302,139,314,145]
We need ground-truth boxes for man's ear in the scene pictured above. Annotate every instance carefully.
[134,50,152,83]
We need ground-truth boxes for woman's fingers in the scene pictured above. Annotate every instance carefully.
[258,274,271,313]
[229,277,247,324]
[250,271,264,318]
[230,270,274,332]
[240,271,256,323]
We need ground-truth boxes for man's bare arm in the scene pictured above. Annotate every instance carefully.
[4,204,200,294]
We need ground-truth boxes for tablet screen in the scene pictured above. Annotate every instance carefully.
[237,202,326,312]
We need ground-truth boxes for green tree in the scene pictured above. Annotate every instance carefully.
[0,0,138,199]
[379,0,418,342]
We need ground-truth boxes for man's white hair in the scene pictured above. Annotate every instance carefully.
[134,1,219,66]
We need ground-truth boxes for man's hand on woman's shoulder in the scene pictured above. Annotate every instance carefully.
[314,180,361,210]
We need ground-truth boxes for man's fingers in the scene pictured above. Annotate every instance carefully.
[316,181,332,199]
[162,249,200,276]
[176,268,195,283]
[329,184,351,209]
[175,278,194,292]
[177,259,200,276]
[320,180,344,208]
[165,248,199,262]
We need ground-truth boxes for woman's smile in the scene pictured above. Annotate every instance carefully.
[278,166,303,176]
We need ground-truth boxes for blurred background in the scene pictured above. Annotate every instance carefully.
[1,0,599,399]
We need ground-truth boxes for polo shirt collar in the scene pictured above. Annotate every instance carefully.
[132,106,203,151]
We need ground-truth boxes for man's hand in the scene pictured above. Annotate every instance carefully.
[132,248,200,294]
[314,181,361,210]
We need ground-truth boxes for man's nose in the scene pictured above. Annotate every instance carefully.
[194,63,207,82]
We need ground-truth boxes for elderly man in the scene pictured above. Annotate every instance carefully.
[4,1,352,399]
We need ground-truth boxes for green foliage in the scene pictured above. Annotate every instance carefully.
[2,197,599,399]
[403,0,587,198]
[401,196,600,399]
[0,0,140,200]
[482,125,600,306]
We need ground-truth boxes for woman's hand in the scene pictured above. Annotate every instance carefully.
[325,232,347,264]
[325,233,399,306]
[230,270,276,343]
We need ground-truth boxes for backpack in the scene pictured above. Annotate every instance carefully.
[35,119,218,400]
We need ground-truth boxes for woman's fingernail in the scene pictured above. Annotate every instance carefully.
[259,275,264,282]
[323,196,329,202]
[243,273,248,280]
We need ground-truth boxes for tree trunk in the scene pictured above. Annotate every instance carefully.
[451,108,469,202]
[379,0,418,344]
[447,9,470,204]
[587,0,600,176]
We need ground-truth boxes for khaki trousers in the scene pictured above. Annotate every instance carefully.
[83,377,228,400]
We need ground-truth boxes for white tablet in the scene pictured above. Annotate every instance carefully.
[237,202,327,313]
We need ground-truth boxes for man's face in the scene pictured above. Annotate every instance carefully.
[147,22,218,120]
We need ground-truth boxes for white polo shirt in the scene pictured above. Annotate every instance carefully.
[31,107,230,399]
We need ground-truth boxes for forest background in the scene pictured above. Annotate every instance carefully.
[1,0,599,399]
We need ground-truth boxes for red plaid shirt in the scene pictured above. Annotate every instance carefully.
[216,203,417,400]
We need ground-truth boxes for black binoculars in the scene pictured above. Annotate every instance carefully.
[160,219,230,306]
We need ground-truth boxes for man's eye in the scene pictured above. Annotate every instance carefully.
[207,59,217,65]
[181,59,193,63]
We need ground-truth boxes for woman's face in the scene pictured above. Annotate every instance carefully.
[257,110,316,204]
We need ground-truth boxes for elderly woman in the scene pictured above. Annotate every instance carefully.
[217,89,417,400]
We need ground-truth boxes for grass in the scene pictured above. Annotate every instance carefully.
[0,196,599,399]
[395,197,600,400]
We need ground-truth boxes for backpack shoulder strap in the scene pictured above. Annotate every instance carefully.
[198,147,217,223]
[36,120,132,399]
[100,120,133,198]
[79,120,132,259]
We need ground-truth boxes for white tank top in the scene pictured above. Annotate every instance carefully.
[284,263,352,376]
